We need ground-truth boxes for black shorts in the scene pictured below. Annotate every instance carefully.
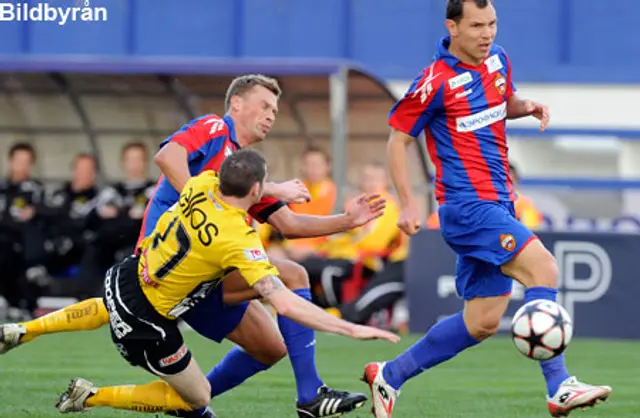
[103,255,192,376]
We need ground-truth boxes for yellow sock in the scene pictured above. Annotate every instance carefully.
[20,298,109,343]
[86,380,193,413]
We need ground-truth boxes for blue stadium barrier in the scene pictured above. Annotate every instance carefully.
[406,230,640,339]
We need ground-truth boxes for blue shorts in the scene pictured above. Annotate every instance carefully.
[180,282,249,343]
[439,200,537,300]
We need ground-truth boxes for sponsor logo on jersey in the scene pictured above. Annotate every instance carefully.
[485,54,503,74]
[455,102,507,132]
[244,248,268,262]
[455,88,473,99]
[448,72,473,90]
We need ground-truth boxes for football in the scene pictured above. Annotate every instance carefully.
[510,299,573,361]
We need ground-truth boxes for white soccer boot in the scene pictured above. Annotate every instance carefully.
[56,378,98,413]
[547,376,612,417]
[0,323,26,354]
[361,362,400,418]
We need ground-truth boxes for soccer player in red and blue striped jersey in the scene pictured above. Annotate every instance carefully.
[362,1,612,417]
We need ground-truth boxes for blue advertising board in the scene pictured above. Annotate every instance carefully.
[406,230,640,339]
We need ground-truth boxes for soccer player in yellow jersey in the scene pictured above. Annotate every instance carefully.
[55,149,399,417]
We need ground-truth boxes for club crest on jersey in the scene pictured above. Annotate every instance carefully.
[244,248,268,262]
[485,54,503,74]
[494,74,506,95]
[448,72,473,90]
[500,234,516,252]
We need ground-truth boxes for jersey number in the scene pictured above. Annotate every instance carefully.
[152,216,191,280]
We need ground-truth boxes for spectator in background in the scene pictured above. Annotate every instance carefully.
[0,143,47,319]
[42,154,99,279]
[301,161,403,308]
[77,142,155,296]
[264,146,337,260]
[427,162,543,230]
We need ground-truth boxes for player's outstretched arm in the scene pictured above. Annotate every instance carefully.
[388,129,422,235]
[154,142,192,192]
[506,96,550,131]
[254,275,400,343]
[267,194,386,239]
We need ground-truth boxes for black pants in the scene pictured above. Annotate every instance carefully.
[302,256,375,308]
[78,220,138,298]
[339,261,405,325]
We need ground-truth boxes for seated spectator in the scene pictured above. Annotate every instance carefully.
[41,154,99,284]
[0,142,47,319]
[77,142,155,297]
[300,161,402,307]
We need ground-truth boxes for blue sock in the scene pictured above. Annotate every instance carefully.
[278,288,323,404]
[207,346,270,399]
[382,311,479,390]
[172,407,212,417]
[525,287,570,397]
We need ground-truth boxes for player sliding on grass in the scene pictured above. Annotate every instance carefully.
[1,74,388,418]
[54,150,399,417]
[361,1,611,417]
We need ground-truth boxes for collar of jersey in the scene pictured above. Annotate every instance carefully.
[435,36,498,71]
[223,114,241,149]
[210,186,248,217]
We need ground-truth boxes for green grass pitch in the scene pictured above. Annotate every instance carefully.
[0,328,636,417]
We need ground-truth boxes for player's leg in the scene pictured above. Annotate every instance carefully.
[0,297,109,353]
[186,298,285,400]
[501,238,612,416]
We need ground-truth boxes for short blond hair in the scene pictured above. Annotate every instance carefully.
[225,74,281,112]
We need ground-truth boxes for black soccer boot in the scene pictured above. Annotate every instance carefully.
[296,385,368,417]
[165,406,216,418]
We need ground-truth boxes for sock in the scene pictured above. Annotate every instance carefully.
[20,298,109,343]
[85,380,192,413]
[277,288,323,404]
[383,311,479,390]
[207,346,270,398]
[525,287,570,397]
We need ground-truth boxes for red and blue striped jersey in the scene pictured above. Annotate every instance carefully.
[153,114,284,224]
[389,37,517,204]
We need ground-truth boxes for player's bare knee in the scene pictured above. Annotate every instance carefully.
[280,261,310,290]
[468,314,501,340]
[526,250,558,288]
[263,340,287,365]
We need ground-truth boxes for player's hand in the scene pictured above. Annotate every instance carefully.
[350,324,400,343]
[272,179,311,204]
[397,199,422,236]
[525,101,550,132]
[345,193,386,228]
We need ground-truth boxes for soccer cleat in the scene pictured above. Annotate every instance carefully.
[361,362,399,418]
[296,385,367,417]
[547,376,612,417]
[56,378,98,413]
[0,323,26,354]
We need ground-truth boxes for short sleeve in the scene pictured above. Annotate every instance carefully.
[388,65,445,138]
[160,116,228,163]
[221,231,279,287]
[504,53,516,100]
[248,196,286,223]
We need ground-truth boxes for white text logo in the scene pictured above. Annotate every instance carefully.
[0,1,108,25]
[448,72,473,90]
[455,102,506,132]
[485,54,503,73]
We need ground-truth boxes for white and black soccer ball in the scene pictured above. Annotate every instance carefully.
[511,299,573,361]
